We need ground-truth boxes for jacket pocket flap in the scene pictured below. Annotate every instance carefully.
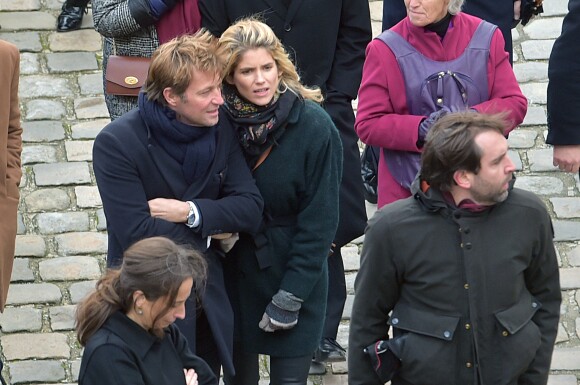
[388,304,460,341]
[494,297,541,335]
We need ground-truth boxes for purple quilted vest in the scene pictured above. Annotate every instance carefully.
[377,20,495,189]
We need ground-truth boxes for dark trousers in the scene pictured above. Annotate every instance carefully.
[224,347,312,385]
[322,248,346,339]
[66,0,90,7]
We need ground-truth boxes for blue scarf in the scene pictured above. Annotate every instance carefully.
[138,92,216,184]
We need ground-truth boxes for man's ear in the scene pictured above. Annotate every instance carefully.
[163,87,178,107]
[453,169,472,189]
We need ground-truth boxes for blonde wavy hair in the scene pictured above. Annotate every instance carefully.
[217,17,323,103]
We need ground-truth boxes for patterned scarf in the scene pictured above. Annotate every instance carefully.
[222,83,297,166]
[138,92,216,184]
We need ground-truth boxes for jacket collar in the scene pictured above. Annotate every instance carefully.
[102,311,160,359]
[412,174,516,215]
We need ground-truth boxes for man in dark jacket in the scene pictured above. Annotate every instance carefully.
[199,0,372,370]
[92,32,264,379]
[349,112,561,385]
[547,0,580,174]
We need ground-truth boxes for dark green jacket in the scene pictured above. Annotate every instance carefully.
[227,99,342,357]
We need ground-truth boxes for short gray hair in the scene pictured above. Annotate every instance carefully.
[448,0,465,15]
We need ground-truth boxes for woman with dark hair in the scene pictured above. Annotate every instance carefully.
[76,236,217,385]
[216,18,342,385]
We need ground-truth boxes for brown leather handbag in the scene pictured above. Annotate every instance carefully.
[105,55,150,96]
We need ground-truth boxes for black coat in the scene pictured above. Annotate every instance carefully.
[547,0,580,145]
[199,0,371,246]
[92,108,264,376]
[79,312,217,385]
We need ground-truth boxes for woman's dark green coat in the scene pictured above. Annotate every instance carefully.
[226,99,342,357]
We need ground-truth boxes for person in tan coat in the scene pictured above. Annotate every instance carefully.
[0,39,22,313]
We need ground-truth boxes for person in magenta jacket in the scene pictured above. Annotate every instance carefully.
[355,0,527,208]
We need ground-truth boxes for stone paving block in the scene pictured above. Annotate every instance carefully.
[65,140,94,161]
[8,360,66,384]
[551,347,580,370]
[543,0,569,16]
[342,294,354,320]
[369,0,381,21]
[69,280,97,304]
[55,232,108,255]
[0,0,40,10]
[2,333,70,359]
[16,212,25,234]
[46,52,99,73]
[522,106,547,126]
[521,40,555,60]
[554,221,580,242]
[25,99,67,120]
[21,120,65,142]
[71,358,82,381]
[342,245,360,271]
[0,306,42,332]
[74,96,110,119]
[34,162,91,186]
[322,373,347,384]
[371,20,382,39]
[337,324,349,350]
[48,28,101,52]
[548,375,578,385]
[37,212,90,234]
[514,176,564,196]
[551,198,580,219]
[0,11,55,31]
[577,318,580,341]
[75,186,102,208]
[79,73,105,96]
[529,149,559,172]
[512,27,520,42]
[508,129,537,148]
[513,50,519,62]
[21,145,58,165]
[523,17,564,39]
[49,305,76,331]
[508,150,523,171]
[71,119,108,139]
[520,82,548,105]
[345,272,357,295]
[20,52,40,75]
[14,235,46,257]
[559,268,580,289]
[10,258,34,282]
[39,256,100,281]
[20,75,73,98]
[6,283,62,305]
[568,245,580,267]
[96,208,107,231]
[25,188,71,212]
[0,31,42,52]
[556,322,569,343]
[514,62,548,83]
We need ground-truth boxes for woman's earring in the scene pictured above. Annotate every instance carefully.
[136,308,143,315]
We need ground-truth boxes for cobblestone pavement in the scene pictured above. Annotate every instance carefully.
[0,0,579,384]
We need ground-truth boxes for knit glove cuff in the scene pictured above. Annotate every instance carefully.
[258,290,303,332]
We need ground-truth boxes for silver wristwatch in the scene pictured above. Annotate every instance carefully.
[185,200,196,228]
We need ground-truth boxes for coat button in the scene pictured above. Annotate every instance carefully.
[465,323,471,330]
[464,242,472,250]
[502,330,509,337]
[391,318,399,325]
[532,302,538,308]
[284,23,292,31]
[464,283,469,289]
[466,362,472,368]
[443,330,451,338]
[464,227,470,234]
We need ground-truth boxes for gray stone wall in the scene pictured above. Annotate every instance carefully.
[0,0,578,384]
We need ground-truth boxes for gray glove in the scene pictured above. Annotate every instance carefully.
[259,290,303,332]
[417,107,451,147]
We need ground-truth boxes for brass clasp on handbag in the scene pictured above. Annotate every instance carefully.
[124,76,139,85]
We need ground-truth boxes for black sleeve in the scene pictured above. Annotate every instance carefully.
[169,325,218,385]
[199,0,230,37]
